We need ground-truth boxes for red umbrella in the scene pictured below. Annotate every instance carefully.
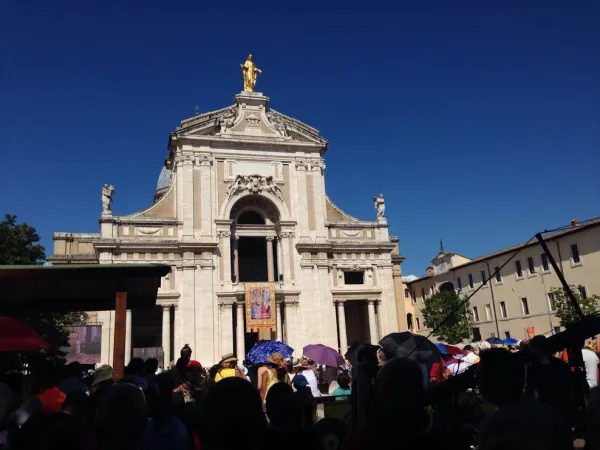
[444,344,465,356]
[0,316,50,352]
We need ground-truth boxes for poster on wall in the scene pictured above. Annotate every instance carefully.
[526,326,536,340]
[63,325,102,365]
[245,282,276,333]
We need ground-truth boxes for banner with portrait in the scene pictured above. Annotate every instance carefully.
[245,282,276,333]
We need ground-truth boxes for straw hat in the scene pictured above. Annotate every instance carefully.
[267,352,284,364]
[219,353,237,364]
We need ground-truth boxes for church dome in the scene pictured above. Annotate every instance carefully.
[154,165,172,203]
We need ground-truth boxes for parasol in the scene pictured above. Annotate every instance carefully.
[379,332,442,368]
[303,344,344,367]
[245,341,294,364]
[0,316,50,352]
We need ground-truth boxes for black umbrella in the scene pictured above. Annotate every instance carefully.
[378,332,442,369]
[344,341,379,369]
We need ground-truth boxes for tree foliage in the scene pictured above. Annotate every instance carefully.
[422,290,471,344]
[0,214,88,350]
[550,286,599,327]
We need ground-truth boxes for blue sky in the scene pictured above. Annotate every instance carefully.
[1,0,598,275]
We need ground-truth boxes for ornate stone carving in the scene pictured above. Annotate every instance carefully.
[134,227,164,236]
[198,155,213,166]
[266,111,287,136]
[219,107,238,131]
[217,230,232,238]
[245,114,260,129]
[374,193,385,219]
[226,174,283,201]
[101,184,115,214]
[280,231,295,239]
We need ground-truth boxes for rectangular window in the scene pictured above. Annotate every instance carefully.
[571,244,580,263]
[494,266,501,282]
[499,301,507,318]
[548,292,556,311]
[541,253,549,271]
[553,326,561,334]
[430,286,435,295]
[485,304,492,320]
[481,270,487,285]
[515,260,523,277]
[472,327,482,341]
[457,277,462,290]
[527,257,536,274]
[472,306,480,322]
[344,271,364,285]
[404,289,409,298]
[412,291,416,303]
[421,288,425,299]
[521,297,530,315]
[416,318,420,330]
[504,331,511,339]
[578,286,587,299]
[468,274,474,288]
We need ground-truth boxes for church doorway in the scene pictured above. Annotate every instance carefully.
[345,301,371,344]
[238,237,268,282]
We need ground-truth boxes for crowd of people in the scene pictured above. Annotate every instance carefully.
[1,337,600,450]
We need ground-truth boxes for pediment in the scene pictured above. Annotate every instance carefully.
[172,93,327,147]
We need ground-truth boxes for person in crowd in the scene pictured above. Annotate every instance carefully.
[525,335,574,426]
[142,374,190,450]
[259,353,290,402]
[214,353,246,383]
[477,348,572,450]
[172,345,192,388]
[314,418,347,450]
[342,357,434,450]
[265,382,298,433]
[323,366,339,394]
[582,345,600,388]
[292,358,321,397]
[86,365,114,424]
[145,358,160,380]
[586,386,600,450]
[292,374,314,430]
[124,357,150,392]
[10,411,85,450]
[200,377,266,450]
[95,383,147,450]
[462,345,480,365]
[172,360,207,432]
[331,372,351,400]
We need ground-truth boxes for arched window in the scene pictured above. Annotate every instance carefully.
[439,282,454,293]
[237,210,265,224]
[407,313,413,330]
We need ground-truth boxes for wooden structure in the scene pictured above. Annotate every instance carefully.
[0,264,170,378]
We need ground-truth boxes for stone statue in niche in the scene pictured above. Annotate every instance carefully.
[219,107,238,131]
[101,184,115,214]
[374,193,385,219]
[266,111,287,136]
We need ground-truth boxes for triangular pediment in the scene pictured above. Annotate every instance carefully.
[172,93,327,147]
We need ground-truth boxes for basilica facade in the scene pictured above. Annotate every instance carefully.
[51,79,404,366]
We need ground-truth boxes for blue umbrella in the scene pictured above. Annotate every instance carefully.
[435,342,447,354]
[486,337,504,345]
[503,338,519,346]
[246,341,294,364]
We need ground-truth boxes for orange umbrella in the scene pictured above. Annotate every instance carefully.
[0,316,49,352]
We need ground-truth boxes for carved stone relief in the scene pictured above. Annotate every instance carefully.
[134,227,164,236]
[226,174,283,201]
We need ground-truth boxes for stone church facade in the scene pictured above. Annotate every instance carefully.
[51,88,404,367]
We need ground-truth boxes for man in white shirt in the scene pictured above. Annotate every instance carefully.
[582,348,599,388]
[291,357,321,397]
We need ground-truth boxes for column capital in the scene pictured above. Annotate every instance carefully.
[265,235,275,242]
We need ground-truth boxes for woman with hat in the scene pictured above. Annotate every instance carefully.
[214,353,245,383]
[259,352,290,403]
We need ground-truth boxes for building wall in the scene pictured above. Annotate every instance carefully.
[408,223,600,342]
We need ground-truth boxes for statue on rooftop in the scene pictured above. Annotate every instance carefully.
[374,193,385,219]
[101,184,115,214]
[241,54,261,93]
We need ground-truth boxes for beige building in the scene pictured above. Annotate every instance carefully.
[50,77,404,366]
[400,218,600,342]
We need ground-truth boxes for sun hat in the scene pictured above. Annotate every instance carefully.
[219,353,237,364]
[92,365,114,386]
[268,352,284,364]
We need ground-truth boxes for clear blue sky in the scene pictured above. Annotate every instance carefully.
[1,0,599,275]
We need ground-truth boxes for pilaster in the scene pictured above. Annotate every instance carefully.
[295,162,310,240]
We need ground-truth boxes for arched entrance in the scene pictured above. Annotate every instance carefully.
[439,282,454,293]
[229,195,282,351]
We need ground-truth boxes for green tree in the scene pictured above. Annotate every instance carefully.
[422,290,471,344]
[0,214,87,350]
[550,286,599,327]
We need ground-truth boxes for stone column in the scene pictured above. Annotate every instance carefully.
[173,305,182,360]
[295,162,310,239]
[311,163,327,239]
[199,157,212,238]
[276,239,282,281]
[182,155,194,239]
[368,300,378,345]
[233,237,240,282]
[236,302,245,358]
[337,302,348,354]
[162,305,171,366]
[220,304,233,356]
[276,302,283,341]
[281,233,293,282]
[125,309,132,366]
[219,232,232,282]
[266,236,275,282]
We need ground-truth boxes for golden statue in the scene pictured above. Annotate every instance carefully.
[241,54,261,92]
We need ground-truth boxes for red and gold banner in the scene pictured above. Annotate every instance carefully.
[245,283,276,333]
